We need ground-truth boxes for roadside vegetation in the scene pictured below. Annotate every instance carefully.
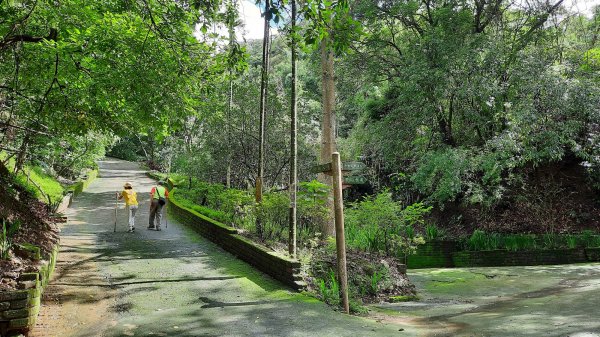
[2,0,599,313]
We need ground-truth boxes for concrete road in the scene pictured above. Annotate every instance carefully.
[375,263,600,336]
[31,158,600,337]
[31,158,414,337]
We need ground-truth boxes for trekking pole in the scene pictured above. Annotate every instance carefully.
[165,202,168,229]
[114,192,118,232]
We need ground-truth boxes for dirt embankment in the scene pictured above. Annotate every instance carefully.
[438,157,600,236]
[0,161,59,290]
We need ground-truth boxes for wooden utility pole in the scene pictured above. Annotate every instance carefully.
[331,152,349,314]
[318,36,336,237]
[288,0,298,258]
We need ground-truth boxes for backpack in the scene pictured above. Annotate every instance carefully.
[156,186,166,206]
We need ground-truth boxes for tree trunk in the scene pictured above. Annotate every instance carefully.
[288,0,298,258]
[256,0,271,238]
[227,76,233,189]
[318,37,336,238]
[226,0,235,189]
[14,134,30,173]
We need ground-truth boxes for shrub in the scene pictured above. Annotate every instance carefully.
[425,224,441,241]
[466,230,490,251]
[411,148,470,205]
[297,180,329,240]
[256,192,289,242]
[0,220,20,260]
[345,191,430,256]
[503,234,536,251]
[317,270,340,305]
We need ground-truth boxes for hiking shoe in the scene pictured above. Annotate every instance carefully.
[127,228,134,233]
[147,226,155,230]
[156,227,162,231]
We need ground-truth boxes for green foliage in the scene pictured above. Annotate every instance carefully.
[425,224,441,241]
[566,235,578,249]
[317,270,340,306]
[0,220,20,260]
[462,231,600,251]
[369,271,383,295]
[581,48,600,72]
[170,176,327,246]
[342,0,600,218]
[503,235,537,252]
[256,192,290,242]
[2,154,65,207]
[24,167,65,206]
[297,180,329,239]
[345,190,430,256]
[348,299,369,315]
[170,189,230,224]
[411,149,470,205]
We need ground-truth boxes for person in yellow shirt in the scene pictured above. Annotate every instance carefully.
[117,182,138,232]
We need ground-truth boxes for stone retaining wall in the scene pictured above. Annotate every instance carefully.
[168,191,303,289]
[69,169,98,198]
[0,168,95,335]
[408,240,600,269]
[452,248,588,267]
[407,241,458,268]
[0,245,59,335]
[585,248,600,262]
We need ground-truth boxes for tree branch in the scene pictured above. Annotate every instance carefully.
[0,28,57,51]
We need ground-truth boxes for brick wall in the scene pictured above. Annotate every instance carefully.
[585,248,600,262]
[168,194,303,289]
[408,240,600,269]
[407,241,458,268]
[452,248,588,267]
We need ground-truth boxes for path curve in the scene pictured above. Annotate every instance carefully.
[31,158,412,337]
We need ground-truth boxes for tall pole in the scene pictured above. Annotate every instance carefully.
[288,0,298,258]
[227,76,232,189]
[114,192,118,233]
[256,0,271,205]
[331,152,349,314]
[318,37,336,238]
[226,0,235,189]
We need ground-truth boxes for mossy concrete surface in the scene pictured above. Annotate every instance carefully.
[375,265,600,336]
[35,157,600,337]
[32,158,418,337]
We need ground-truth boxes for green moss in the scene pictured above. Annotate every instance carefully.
[68,169,98,197]
[389,295,420,302]
[15,243,41,260]
[26,167,64,204]
[0,155,63,205]
[368,305,404,316]
[419,270,486,294]
[169,190,236,233]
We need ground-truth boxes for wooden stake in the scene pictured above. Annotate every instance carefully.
[114,192,118,233]
[332,152,349,314]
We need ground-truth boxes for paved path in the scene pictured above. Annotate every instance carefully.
[31,158,413,337]
[30,158,600,337]
[376,263,600,336]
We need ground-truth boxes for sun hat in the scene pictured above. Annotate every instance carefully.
[124,182,133,188]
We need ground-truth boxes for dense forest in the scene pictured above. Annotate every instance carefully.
[1,0,600,309]
[110,0,600,237]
